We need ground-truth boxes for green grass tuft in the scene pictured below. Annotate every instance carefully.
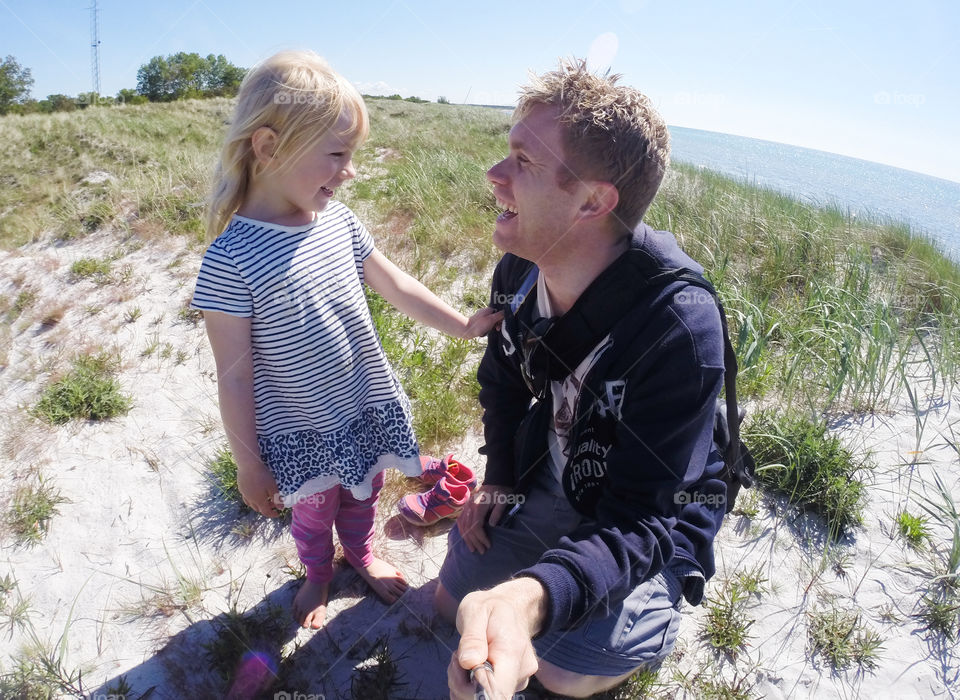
[700,569,766,659]
[68,256,112,282]
[807,605,883,669]
[350,637,408,700]
[4,476,68,546]
[916,581,960,641]
[202,603,287,683]
[366,289,483,453]
[896,510,930,549]
[32,354,132,424]
[209,446,242,504]
[747,411,868,538]
[0,574,33,635]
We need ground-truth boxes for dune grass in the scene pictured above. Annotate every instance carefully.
[3,98,958,439]
[807,604,883,670]
[745,411,868,538]
[897,510,930,549]
[31,353,132,424]
[4,475,68,546]
[2,96,960,695]
[651,164,960,416]
[208,445,243,505]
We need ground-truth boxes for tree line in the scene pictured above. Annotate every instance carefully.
[0,52,246,115]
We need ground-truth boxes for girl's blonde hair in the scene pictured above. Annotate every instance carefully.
[205,50,369,242]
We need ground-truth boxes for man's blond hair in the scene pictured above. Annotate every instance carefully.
[515,58,670,230]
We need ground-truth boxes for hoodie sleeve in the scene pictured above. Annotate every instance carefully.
[476,255,535,487]
[516,280,726,633]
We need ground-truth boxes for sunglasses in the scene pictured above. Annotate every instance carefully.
[507,303,556,401]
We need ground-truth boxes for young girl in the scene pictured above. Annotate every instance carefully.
[191,50,499,629]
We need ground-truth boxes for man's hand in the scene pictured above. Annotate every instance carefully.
[237,462,282,517]
[457,484,513,554]
[447,578,546,699]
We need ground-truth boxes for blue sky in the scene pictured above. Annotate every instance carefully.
[3,0,958,182]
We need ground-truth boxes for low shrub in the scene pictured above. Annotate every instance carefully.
[747,412,868,537]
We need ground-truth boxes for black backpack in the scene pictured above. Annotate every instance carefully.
[672,270,756,513]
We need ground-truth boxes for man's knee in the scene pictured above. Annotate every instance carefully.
[434,581,459,625]
[535,659,635,698]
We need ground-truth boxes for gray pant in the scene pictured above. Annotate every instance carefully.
[438,473,683,676]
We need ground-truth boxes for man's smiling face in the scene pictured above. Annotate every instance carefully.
[486,103,587,264]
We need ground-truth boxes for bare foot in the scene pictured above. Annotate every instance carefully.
[293,579,329,629]
[357,557,408,604]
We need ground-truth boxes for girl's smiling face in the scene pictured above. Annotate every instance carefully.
[248,112,360,227]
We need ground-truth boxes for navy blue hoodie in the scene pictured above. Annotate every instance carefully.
[477,223,728,634]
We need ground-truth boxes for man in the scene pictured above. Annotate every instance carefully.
[437,59,729,699]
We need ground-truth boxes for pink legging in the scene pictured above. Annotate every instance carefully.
[290,472,383,584]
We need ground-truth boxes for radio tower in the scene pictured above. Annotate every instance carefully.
[89,0,101,97]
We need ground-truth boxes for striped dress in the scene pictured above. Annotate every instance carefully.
[191,202,421,504]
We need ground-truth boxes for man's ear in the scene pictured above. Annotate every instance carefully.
[576,181,619,222]
[250,126,279,166]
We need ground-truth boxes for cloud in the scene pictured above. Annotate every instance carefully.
[352,80,398,96]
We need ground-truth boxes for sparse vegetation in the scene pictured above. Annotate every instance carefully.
[178,304,203,325]
[700,571,764,658]
[0,574,32,636]
[5,288,37,321]
[916,581,960,641]
[3,475,67,546]
[209,445,242,504]
[603,667,661,699]
[131,572,206,619]
[123,306,143,323]
[670,665,757,700]
[0,593,89,699]
[350,637,407,700]
[919,471,960,582]
[807,604,883,669]
[69,256,112,282]
[732,564,769,597]
[1,92,959,698]
[32,353,132,424]
[896,510,930,549]
[202,603,286,684]
[746,411,869,537]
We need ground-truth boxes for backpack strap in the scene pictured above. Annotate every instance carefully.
[510,265,539,313]
[674,271,753,490]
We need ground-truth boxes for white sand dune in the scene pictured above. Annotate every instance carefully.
[0,231,957,699]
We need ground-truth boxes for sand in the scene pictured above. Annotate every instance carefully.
[0,229,957,699]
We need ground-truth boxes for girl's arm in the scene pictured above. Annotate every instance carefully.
[203,310,281,518]
[363,249,502,338]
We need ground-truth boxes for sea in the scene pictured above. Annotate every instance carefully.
[668,126,960,262]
